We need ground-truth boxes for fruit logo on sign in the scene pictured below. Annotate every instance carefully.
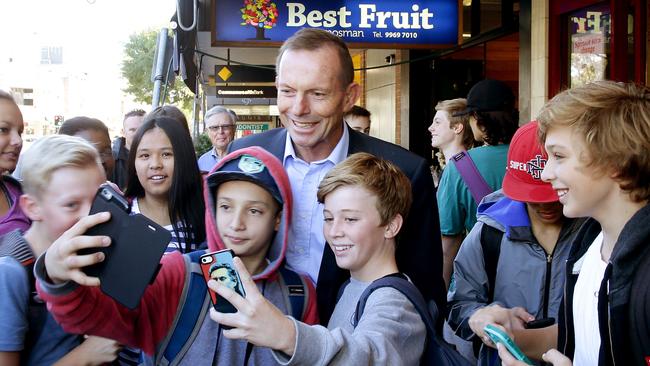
[240,0,279,40]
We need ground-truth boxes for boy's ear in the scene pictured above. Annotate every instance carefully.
[19,194,42,221]
[384,214,403,240]
[274,210,282,231]
[453,123,464,135]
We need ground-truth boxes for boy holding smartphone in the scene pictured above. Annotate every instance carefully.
[0,135,121,365]
[208,153,427,365]
[34,146,318,364]
[496,81,650,365]
[446,121,582,366]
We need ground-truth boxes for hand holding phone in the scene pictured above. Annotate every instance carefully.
[484,324,534,365]
[80,185,171,309]
[524,317,555,329]
[200,249,246,313]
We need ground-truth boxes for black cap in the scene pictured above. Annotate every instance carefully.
[454,79,515,116]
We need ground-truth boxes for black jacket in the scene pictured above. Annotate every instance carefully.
[558,204,650,365]
[111,137,129,190]
[229,125,446,326]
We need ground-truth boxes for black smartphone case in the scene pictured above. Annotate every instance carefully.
[82,186,171,309]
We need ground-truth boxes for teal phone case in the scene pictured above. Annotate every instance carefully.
[484,324,534,365]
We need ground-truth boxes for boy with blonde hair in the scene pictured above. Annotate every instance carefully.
[208,152,428,365]
[496,81,650,366]
[0,135,120,365]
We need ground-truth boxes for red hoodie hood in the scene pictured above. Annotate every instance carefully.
[203,146,292,281]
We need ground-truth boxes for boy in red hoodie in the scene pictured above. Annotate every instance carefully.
[35,146,318,365]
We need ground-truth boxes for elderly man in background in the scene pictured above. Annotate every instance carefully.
[198,106,237,173]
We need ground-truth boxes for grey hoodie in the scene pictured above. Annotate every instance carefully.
[273,276,426,365]
[447,190,582,365]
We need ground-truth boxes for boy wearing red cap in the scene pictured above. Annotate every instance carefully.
[447,121,583,366]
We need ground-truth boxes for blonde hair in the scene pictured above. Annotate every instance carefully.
[317,153,412,226]
[537,80,650,202]
[435,98,476,150]
[21,135,102,196]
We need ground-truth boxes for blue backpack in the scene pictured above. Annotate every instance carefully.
[352,275,472,366]
[154,250,309,364]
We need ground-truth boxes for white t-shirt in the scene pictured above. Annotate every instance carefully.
[573,232,607,366]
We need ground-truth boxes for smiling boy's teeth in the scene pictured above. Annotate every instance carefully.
[333,245,352,253]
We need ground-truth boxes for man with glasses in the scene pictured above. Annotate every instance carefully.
[198,106,237,173]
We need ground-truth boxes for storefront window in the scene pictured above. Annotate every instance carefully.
[568,4,611,87]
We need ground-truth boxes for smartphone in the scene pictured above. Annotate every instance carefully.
[524,317,555,329]
[81,185,130,277]
[200,249,246,313]
[81,185,171,309]
[483,324,534,365]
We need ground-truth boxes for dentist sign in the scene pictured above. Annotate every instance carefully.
[212,0,458,48]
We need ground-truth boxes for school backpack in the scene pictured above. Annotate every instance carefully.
[352,275,472,366]
[154,250,309,364]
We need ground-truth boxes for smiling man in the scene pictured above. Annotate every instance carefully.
[198,106,238,173]
[230,28,445,325]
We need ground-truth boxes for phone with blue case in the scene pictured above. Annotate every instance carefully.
[484,324,534,365]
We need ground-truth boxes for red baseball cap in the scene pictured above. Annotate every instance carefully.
[502,121,558,203]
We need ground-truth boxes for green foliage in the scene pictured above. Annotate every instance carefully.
[194,133,212,157]
[121,30,194,112]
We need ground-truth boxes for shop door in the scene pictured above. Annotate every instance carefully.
[549,0,646,95]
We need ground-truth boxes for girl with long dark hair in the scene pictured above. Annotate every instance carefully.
[125,117,205,253]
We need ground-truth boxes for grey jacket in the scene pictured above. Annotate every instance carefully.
[273,277,426,365]
[447,190,582,365]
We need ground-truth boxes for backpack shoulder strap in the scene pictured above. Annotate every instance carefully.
[451,151,493,204]
[156,250,211,365]
[353,276,435,331]
[278,266,307,320]
[337,279,351,302]
[480,224,504,303]
[354,276,472,366]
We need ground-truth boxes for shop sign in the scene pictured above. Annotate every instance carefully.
[571,33,604,54]
[236,122,271,138]
[214,65,276,83]
[213,0,458,48]
[215,86,277,98]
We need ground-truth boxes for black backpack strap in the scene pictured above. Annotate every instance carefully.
[474,224,503,359]
[353,276,435,333]
[480,224,503,303]
[278,266,307,320]
[336,279,351,302]
[353,276,472,366]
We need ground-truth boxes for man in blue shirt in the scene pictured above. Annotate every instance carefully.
[198,106,237,173]
[230,28,445,325]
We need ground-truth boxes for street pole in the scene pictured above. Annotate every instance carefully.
[152,28,168,109]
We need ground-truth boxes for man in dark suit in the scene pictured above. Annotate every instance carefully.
[229,28,445,325]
